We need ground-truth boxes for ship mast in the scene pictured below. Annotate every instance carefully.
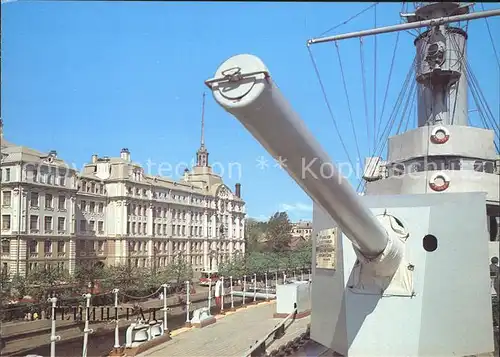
[309,3,500,128]
[308,2,500,242]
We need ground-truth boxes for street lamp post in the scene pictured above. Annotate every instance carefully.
[47,297,60,357]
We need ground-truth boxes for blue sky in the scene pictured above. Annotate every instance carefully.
[2,1,499,222]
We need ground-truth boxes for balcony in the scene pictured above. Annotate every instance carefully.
[44,252,53,258]
[57,230,66,235]
[45,229,53,234]
[29,252,38,258]
[30,229,39,234]
[57,252,66,258]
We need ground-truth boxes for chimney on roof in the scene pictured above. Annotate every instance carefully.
[120,148,130,162]
[91,154,98,164]
[235,183,241,198]
[49,150,57,158]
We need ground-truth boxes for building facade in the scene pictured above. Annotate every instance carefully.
[290,220,312,240]
[0,120,245,278]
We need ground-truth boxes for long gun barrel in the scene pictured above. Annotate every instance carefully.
[205,54,388,258]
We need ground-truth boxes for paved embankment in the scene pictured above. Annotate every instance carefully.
[3,293,258,357]
[139,301,310,357]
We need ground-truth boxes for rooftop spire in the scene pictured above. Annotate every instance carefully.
[200,92,206,147]
[196,92,209,167]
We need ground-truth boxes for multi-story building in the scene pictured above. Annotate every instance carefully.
[289,220,312,249]
[0,119,245,278]
[290,220,312,240]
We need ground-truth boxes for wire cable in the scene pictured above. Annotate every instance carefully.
[317,2,379,37]
[307,46,356,170]
[335,41,363,165]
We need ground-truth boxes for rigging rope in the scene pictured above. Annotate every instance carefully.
[359,38,371,153]
[480,3,500,69]
[317,2,379,37]
[335,41,363,165]
[396,80,417,134]
[307,46,356,170]
[374,29,401,143]
[359,31,432,192]
[357,57,416,192]
[404,92,417,132]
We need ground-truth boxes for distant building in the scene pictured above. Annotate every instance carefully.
[0,116,245,278]
[289,220,312,249]
[290,220,312,240]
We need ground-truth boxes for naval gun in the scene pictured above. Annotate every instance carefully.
[206,54,495,356]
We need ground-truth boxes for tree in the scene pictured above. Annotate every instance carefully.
[218,254,246,279]
[165,254,193,284]
[265,212,292,253]
[294,239,313,269]
[74,262,107,292]
[0,270,11,307]
[9,274,28,300]
[245,218,268,253]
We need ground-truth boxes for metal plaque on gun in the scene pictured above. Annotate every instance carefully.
[315,228,338,270]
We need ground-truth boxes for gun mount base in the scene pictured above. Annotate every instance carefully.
[311,192,494,357]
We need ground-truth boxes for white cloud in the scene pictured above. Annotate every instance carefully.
[249,214,269,222]
[1,0,19,3]
[279,202,313,213]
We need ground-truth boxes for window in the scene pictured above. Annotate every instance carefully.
[98,241,104,252]
[28,240,38,254]
[474,160,484,172]
[89,220,95,232]
[32,169,38,182]
[98,221,104,233]
[1,240,10,254]
[44,240,52,253]
[58,217,65,232]
[30,215,39,231]
[484,161,495,174]
[57,241,65,253]
[45,194,53,209]
[48,173,54,185]
[2,262,7,275]
[30,192,39,207]
[80,200,86,211]
[80,220,87,232]
[2,215,11,230]
[5,168,10,182]
[58,175,66,186]
[448,159,461,171]
[44,216,53,232]
[89,202,95,213]
[98,202,104,213]
[91,182,96,193]
[58,195,66,210]
[2,191,11,206]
